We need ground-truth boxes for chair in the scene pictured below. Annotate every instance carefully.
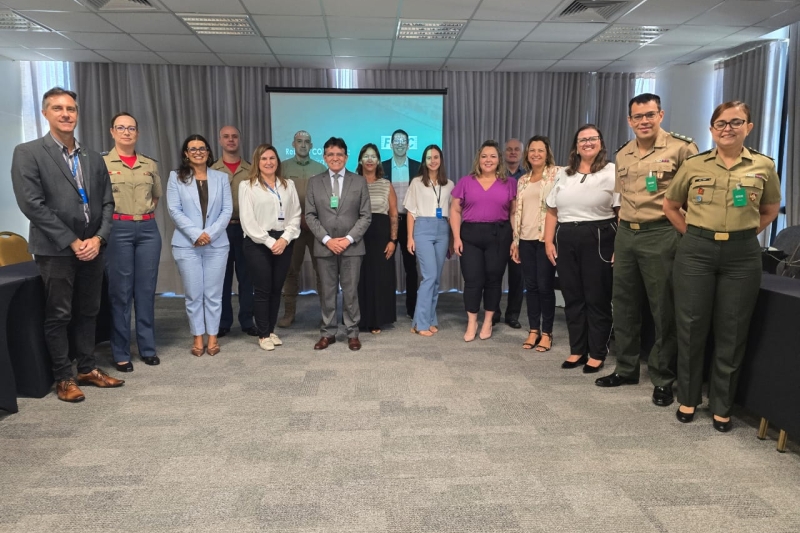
[773,226,800,278]
[0,232,33,267]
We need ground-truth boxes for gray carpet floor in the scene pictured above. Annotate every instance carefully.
[1,293,799,533]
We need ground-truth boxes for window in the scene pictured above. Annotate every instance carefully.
[20,61,74,142]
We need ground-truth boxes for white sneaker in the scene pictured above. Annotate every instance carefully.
[269,333,282,346]
[258,337,275,351]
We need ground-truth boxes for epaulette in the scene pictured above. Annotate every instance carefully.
[669,132,693,143]
[100,151,109,156]
[687,149,712,160]
[746,147,774,161]
[139,152,159,163]
[615,139,632,154]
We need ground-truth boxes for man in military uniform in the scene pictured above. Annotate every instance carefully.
[278,130,326,327]
[595,93,698,407]
[211,125,255,337]
[103,112,163,371]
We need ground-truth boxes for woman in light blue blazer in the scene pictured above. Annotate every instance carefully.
[167,134,232,357]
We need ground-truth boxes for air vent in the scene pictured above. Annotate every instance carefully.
[179,14,257,36]
[397,19,466,40]
[0,10,49,31]
[552,0,631,22]
[83,0,156,10]
[593,25,670,44]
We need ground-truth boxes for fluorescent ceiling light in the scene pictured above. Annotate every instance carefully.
[594,25,669,44]
[0,11,50,31]
[397,19,466,40]
[179,14,257,36]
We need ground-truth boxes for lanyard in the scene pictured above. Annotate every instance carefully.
[70,153,78,178]
[433,184,442,207]
[263,180,282,208]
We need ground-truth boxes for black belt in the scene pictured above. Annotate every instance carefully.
[268,230,284,239]
[686,225,756,242]
[559,217,616,227]
[619,219,671,231]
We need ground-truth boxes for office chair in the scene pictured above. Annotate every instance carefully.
[0,231,33,267]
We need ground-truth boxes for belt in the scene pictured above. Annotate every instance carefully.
[113,213,155,221]
[559,217,616,227]
[229,219,240,225]
[620,219,672,231]
[686,225,756,242]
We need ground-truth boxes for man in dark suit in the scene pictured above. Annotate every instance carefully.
[381,129,421,318]
[305,137,371,351]
[11,87,123,403]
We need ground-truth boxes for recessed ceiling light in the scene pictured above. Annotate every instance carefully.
[594,25,670,44]
[83,0,156,9]
[179,14,257,36]
[0,10,50,31]
[397,19,466,40]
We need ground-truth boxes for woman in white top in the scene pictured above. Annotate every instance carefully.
[511,135,560,352]
[405,145,454,336]
[544,124,620,373]
[239,144,302,351]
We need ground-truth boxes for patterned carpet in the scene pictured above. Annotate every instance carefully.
[1,292,799,533]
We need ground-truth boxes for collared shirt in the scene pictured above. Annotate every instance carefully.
[389,158,410,214]
[282,156,327,214]
[211,157,252,220]
[546,164,620,223]
[616,129,698,223]
[322,169,354,245]
[404,177,454,218]
[51,133,89,224]
[239,178,302,248]
[104,146,162,215]
[507,166,526,181]
[665,147,781,232]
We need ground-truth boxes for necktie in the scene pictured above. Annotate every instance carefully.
[334,174,341,196]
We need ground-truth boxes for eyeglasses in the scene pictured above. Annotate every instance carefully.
[114,125,137,133]
[712,119,747,131]
[577,136,601,145]
[187,147,208,154]
[629,111,659,123]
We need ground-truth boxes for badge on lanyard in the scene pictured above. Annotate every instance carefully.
[330,195,339,209]
[732,184,747,207]
[436,207,443,219]
[645,172,658,192]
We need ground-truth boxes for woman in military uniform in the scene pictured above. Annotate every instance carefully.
[663,101,781,432]
[104,112,162,372]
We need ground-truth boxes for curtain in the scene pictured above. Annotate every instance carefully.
[592,73,637,152]
[785,23,800,227]
[21,61,74,142]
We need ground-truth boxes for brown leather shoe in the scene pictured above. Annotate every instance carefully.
[56,379,85,402]
[348,337,361,351]
[76,369,125,388]
[314,335,336,350]
[206,344,220,356]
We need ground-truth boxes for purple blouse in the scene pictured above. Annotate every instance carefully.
[452,175,517,223]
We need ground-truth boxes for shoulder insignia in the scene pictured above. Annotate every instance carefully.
[669,132,693,143]
[687,149,712,160]
[615,140,632,154]
[100,151,109,156]
[139,152,158,163]
[746,147,774,161]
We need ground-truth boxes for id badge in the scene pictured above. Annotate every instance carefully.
[732,187,747,207]
[436,207,443,219]
[78,187,88,204]
[645,174,658,192]
[330,195,339,209]
[278,209,285,221]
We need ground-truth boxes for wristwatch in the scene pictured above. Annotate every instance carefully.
[95,235,106,245]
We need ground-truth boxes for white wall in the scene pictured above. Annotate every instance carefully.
[0,60,28,237]
[657,62,716,152]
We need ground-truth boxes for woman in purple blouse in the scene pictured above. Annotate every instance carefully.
[450,140,517,342]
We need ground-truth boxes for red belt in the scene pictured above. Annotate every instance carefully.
[113,213,155,221]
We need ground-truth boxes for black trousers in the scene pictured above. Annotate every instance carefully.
[35,254,105,381]
[460,221,513,314]
[555,219,615,359]
[518,239,556,333]
[397,214,418,317]
[496,255,524,320]
[243,235,294,338]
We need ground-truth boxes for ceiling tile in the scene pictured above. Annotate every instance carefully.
[0,31,84,49]
[132,34,208,53]
[0,47,49,61]
[159,52,225,66]
[392,40,456,57]
[241,0,323,15]
[267,38,331,55]
[252,16,326,38]
[91,51,168,64]
[38,49,110,62]
[160,0,247,13]
[524,22,607,42]
[670,46,730,64]
[473,0,563,22]
[325,17,398,39]
[618,0,726,25]
[218,53,279,67]
[495,59,556,71]
[275,55,336,68]
[688,0,793,26]
[334,57,390,69]
[757,5,800,29]
[508,42,579,60]
[653,26,744,45]
[400,0,481,19]
[331,39,392,56]
[444,58,502,70]
[389,57,446,70]
[460,20,537,41]
[565,43,641,60]
[320,0,398,18]
[599,61,661,73]
[62,32,148,52]
[1,0,88,10]
[548,60,612,72]
[712,26,773,46]
[622,44,701,62]
[200,36,270,54]
[449,41,517,59]
[17,11,118,33]
[99,13,192,35]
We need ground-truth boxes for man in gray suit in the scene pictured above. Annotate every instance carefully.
[305,137,371,351]
[11,87,123,403]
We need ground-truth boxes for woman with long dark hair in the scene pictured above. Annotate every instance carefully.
[166,134,232,357]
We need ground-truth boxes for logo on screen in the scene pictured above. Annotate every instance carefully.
[381,136,417,151]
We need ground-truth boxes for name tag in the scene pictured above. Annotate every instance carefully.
[436,207,443,219]
[278,209,285,221]
[330,195,339,209]
[645,174,657,192]
[732,187,747,207]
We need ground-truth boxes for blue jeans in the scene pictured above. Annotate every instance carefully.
[221,223,254,330]
[411,217,449,331]
[173,244,229,336]
[105,218,162,362]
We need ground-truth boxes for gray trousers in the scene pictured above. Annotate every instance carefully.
[317,253,363,338]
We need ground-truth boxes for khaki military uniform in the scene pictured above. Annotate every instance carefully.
[279,157,327,325]
[102,147,162,363]
[611,130,698,388]
[666,147,781,417]
[211,158,255,332]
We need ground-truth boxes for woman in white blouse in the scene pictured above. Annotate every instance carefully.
[404,145,454,336]
[511,136,560,352]
[544,125,619,373]
[239,144,302,351]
